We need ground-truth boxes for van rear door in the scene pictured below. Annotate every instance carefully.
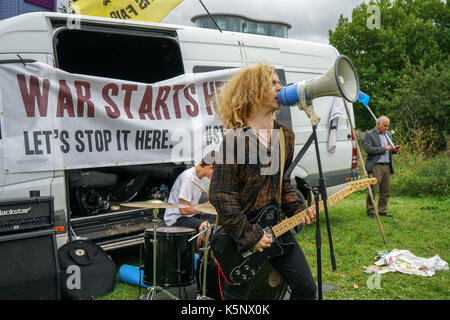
[50,17,187,249]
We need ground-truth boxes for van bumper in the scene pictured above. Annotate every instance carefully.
[70,208,162,251]
[294,167,358,190]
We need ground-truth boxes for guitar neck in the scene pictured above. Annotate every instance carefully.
[271,187,353,238]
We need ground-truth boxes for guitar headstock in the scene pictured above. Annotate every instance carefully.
[346,177,377,193]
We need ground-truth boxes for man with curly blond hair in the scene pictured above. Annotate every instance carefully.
[209,63,317,300]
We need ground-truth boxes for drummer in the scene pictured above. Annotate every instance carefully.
[164,152,216,249]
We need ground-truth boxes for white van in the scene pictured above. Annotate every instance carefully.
[0,12,358,250]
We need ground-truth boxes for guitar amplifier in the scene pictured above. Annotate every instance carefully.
[0,196,54,234]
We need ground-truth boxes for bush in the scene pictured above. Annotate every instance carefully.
[355,130,448,198]
[390,147,449,197]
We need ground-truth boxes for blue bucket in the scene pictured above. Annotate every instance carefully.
[118,264,149,288]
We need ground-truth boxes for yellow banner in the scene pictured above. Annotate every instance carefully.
[70,0,183,22]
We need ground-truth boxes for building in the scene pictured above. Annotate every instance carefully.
[0,0,56,20]
[191,13,291,38]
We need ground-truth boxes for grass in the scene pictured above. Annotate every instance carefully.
[296,191,450,300]
[99,191,449,300]
[96,142,450,300]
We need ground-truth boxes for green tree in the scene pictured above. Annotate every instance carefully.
[329,0,449,147]
[388,58,449,155]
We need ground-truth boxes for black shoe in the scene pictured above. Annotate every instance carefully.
[380,212,393,218]
[367,213,376,218]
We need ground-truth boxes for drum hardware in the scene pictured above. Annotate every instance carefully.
[124,200,187,301]
[141,226,196,299]
[189,224,214,300]
[125,199,215,299]
[140,206,179,300]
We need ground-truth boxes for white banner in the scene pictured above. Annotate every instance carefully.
[0,62,238,173]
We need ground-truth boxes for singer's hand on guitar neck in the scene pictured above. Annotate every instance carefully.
[301,206,316,226]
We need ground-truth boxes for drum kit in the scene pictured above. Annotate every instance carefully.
[120,199,217,300]
[121,199,288,300]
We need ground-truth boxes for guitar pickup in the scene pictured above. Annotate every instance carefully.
[242,247,257,258]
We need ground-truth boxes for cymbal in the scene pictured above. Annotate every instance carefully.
[193,202,217,215]
[121,199,189,209]
[192,181,209,194]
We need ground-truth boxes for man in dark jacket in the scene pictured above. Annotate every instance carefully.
[364,116,400,218]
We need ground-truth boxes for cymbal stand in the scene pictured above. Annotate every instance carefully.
[189,225,214,300]
[142,208,179,300]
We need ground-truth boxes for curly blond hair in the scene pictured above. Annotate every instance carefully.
[214,63,275,129]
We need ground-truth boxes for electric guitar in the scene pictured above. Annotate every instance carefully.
[210,178,377,284]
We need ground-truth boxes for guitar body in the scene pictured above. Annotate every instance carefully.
[210,178,377,285]
[211,204,292,285]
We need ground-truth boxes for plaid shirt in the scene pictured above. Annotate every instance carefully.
[209,120,305,253]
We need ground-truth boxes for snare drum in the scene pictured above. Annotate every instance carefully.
[143,226,196,287]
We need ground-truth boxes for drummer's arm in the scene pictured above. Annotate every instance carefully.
[178,198,200,215]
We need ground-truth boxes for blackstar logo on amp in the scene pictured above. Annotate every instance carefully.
[0,196,54,234]
[0,207,32,217]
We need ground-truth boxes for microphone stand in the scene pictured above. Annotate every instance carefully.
[284,124,337,300]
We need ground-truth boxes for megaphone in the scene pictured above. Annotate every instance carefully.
[277,55,359,106]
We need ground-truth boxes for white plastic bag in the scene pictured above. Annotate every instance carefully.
[374,249,449,277]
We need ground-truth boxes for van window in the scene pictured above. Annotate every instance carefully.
[54,27,184,83]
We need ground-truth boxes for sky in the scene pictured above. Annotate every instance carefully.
[162,0,369,43]
[58,0,369,44]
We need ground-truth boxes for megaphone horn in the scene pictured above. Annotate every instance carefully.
[277,55,360,105]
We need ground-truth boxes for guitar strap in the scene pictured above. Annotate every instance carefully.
[213,127,286,227]
[278,127,285,204]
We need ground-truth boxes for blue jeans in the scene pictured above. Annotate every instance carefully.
[223,231,317,300]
